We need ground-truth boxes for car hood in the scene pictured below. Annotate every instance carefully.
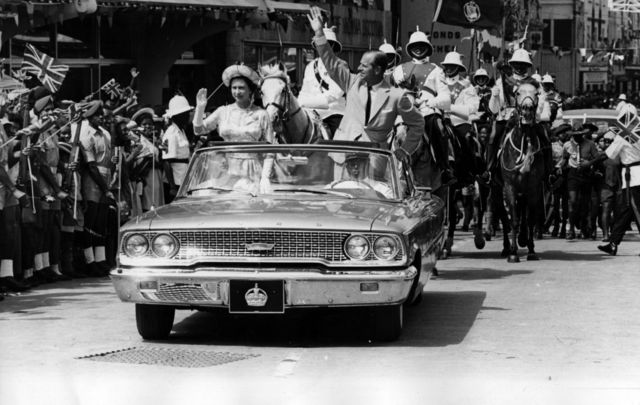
[122,196,423,233]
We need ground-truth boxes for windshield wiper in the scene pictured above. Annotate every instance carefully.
[185,186,256,197]
[273,188,353,199]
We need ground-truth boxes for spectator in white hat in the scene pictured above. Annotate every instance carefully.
[615,93,638,116]
[162,94,193,197]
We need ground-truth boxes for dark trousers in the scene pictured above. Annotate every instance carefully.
[83,201,108,249]
[0,205,22,277]
[424,114,449,170]
[610,185,640,245]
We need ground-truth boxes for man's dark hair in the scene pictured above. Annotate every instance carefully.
[367,51,388,73]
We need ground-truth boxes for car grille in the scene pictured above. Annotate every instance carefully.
[125,230,405,265]
[142,283,215,303]
[173,230,351,262]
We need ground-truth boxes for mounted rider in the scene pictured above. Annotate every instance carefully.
[541,74,563,126]
[486,48,551,177]
[441,51,481,181]
[298,24,346,139]
[471,68,493,127]
[392,27,454,184]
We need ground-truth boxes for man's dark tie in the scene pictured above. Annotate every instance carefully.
[365,85,372,124]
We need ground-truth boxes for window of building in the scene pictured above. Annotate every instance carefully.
[554,20,573,50]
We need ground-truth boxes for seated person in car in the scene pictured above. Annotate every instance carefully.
[326,152,394,198]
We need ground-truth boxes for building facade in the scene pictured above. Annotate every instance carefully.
[0,0,392,108]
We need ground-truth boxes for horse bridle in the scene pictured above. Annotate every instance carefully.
[261,75,311,143]
[261,76,303,124]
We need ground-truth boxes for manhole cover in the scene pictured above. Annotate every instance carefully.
[77,347,259,368]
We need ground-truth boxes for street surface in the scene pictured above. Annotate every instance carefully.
[1,232,639,405]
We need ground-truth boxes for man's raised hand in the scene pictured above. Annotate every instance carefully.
[307,6,324,35]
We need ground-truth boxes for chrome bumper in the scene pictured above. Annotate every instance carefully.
[110,266,417,308]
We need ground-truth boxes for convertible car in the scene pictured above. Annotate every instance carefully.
[111,142,445,341]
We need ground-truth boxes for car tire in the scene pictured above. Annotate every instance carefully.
[371,304,403,342]
[135,304,175,340]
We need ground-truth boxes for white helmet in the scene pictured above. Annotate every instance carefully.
[508,49,533,66]
[474,68,489,78]
[379,39,398,56]
[379,39,400,67]
[542,74,554,84]
[441,52,466,72]
[531,73,542,83]
[619,94,627,101]
[165,95,193,118]
[405,26,433,58]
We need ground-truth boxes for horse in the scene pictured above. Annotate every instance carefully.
[500,82,547,262]
[259,62,331,182]
[439,118,487,259]
[259,63,324,145]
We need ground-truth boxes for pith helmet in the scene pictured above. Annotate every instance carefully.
[442,52,466,72]
[379,39,400,65]
[165,95,193,118]
[323,25,342,53]
[508,49,533,65]
[542,74,554,84]
[474,68,489,78]
[405,27,433,58]
[531,73,542,83]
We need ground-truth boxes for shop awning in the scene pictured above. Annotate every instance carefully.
[97,0,258,8]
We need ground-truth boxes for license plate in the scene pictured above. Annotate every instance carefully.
[229,280,285,314]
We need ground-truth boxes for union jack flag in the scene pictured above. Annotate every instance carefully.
[101,78,124,100]
[613,109,640,145]
[21,44,69,93]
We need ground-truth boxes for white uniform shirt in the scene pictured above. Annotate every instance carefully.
[606,135,640,189]
[444,76,479,127]
[162,123,190,186]
[298,58,346,120]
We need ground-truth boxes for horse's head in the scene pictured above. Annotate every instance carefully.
[515,82,538,124]
[259,62,291,132]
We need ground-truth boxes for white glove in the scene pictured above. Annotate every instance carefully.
[392,66,405,85]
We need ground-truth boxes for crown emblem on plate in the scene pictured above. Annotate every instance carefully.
[245,283,268,307]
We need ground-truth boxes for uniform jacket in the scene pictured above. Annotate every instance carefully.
[315,35,424,154]
[298,58,346,120]
[444,76,479,127]
[394,60,451,117]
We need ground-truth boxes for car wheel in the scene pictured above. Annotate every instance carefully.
[135,304,175,340]
[371,304,403,342]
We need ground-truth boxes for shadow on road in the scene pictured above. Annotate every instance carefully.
[169,290,486,348]
[0,280,112,314]
[435,268,532,280]
[541,250,616,261]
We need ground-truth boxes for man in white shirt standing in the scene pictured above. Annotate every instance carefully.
[298,25,346,140]
[597,110,640,255]
[615,94,638,116]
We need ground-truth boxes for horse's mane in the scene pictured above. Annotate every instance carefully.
[259,63,290,83]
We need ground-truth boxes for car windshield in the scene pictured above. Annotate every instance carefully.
[178,146,399,201]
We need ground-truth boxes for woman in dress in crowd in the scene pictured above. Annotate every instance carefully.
[192,64,274,193]
[128,107,164,214]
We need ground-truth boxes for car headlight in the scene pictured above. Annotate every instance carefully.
[151,233,179,258]
[344,234,370,260]
[123,234,149,257]
[373,236,399,260]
